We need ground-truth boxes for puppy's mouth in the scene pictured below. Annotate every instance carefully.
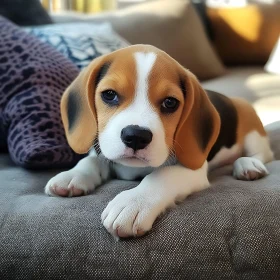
[114,155,149,167]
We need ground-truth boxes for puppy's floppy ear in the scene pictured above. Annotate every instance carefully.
[60,56,110,154]
[174,71,221,170]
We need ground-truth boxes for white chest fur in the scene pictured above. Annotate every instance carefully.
[111,155,178,181]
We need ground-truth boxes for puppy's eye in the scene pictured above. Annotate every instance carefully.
[101,90,119,106]
[161,97,179,113]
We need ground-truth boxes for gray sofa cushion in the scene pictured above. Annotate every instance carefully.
[1,153,280,279]
[267,121,280,160]
[201,67,280,126]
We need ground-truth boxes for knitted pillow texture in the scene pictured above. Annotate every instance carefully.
[24,22,129,70]
[0,16,82,168]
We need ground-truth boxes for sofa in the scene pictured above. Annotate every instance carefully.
[1,0,280,279]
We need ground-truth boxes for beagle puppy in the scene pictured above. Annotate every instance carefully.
[45,45,274,238]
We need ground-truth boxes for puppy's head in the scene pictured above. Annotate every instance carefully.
[61,45,220,169]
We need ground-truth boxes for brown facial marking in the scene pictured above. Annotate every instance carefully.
[95,62,112,88]
[94,48,138,135]
[147,50,185,153]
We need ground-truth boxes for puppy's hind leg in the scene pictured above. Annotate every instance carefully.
[233,131,274,181]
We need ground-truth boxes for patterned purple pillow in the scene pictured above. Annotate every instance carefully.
[0,17,83,168]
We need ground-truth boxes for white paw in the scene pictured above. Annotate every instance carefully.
[101,189,166,238]
[233,157,269,181]
[45,170,97,197]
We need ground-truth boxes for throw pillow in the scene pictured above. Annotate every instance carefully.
[0,0,52,26]
[0,16,82,168]
[51,0,226,81]
[24,22,129,70]
[207,3,280,65]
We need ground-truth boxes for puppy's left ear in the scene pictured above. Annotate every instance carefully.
[60,56,110,154]
[174,71,221,170]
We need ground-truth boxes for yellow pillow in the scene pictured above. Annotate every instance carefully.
[208,4,280,65]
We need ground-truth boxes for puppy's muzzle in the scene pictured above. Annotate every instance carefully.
[121,125,153,151]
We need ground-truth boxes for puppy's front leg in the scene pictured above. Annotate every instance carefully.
[102,162,209,238]
[45,150,110,197]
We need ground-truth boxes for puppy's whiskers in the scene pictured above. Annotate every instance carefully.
[165,136,182,157]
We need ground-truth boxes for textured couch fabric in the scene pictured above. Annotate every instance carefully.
[1,120,280,279]
[1,3,280,278]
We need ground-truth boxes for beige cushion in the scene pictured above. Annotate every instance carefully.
[51,0,226,81]
[202,67,280,125]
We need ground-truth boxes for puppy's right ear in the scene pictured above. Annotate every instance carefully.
[60,56,111,154]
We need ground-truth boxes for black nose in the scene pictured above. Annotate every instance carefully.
[121,125,153,151]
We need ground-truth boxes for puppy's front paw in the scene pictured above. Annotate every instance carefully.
[101,189,166,239]
[233,157,269,181]
[45,170,98,197]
